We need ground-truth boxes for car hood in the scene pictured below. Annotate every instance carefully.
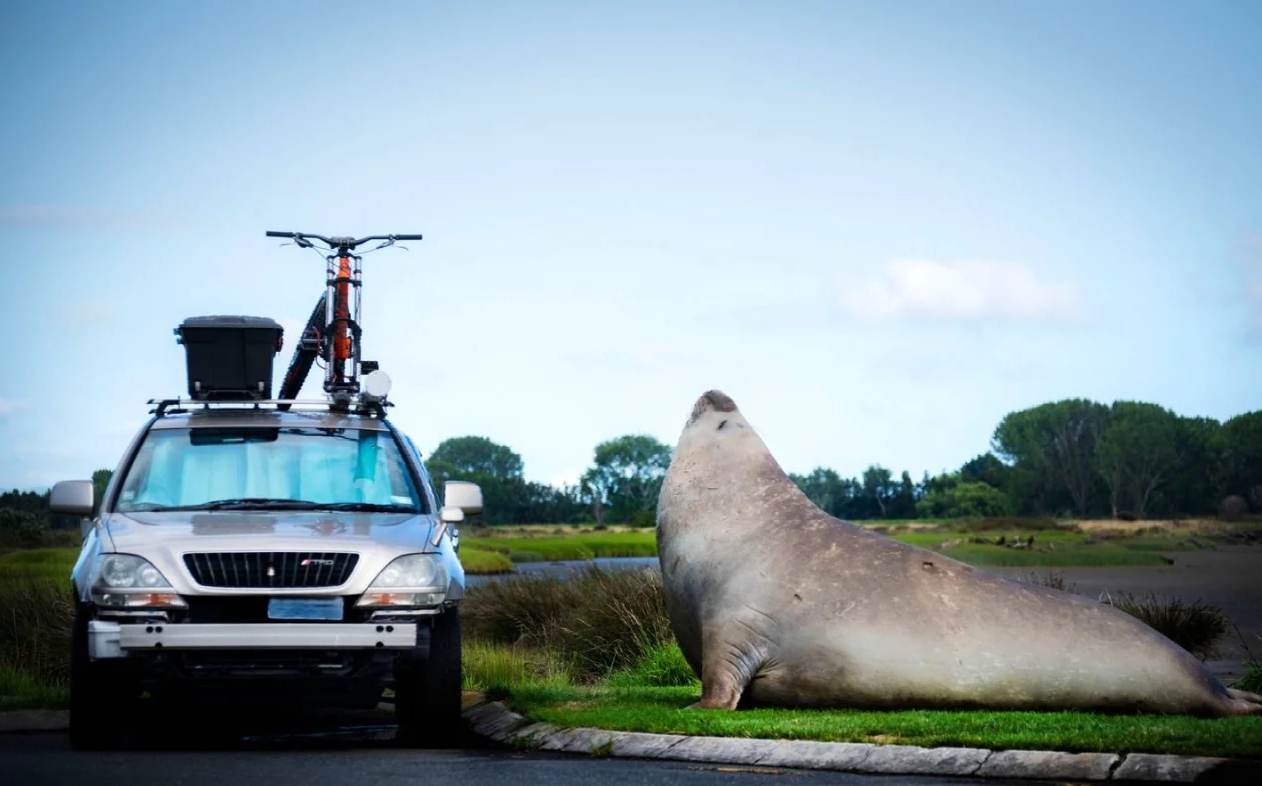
[106,510,434,554]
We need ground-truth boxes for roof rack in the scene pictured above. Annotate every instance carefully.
[147,397,392,419]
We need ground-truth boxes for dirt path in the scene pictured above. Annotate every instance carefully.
[986,545,1262,683]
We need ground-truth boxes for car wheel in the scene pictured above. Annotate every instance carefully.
[69,604,138,751]
[395,608,462,747]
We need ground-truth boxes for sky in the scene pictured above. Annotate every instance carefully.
[1,0,1260,492]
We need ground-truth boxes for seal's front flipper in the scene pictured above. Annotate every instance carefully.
[689,613,774,710]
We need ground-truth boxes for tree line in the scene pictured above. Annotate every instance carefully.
[1,399,1258,538]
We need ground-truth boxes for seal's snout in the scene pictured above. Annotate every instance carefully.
[690,390,739,423]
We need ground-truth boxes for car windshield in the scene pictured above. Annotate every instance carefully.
[115,426,423,513]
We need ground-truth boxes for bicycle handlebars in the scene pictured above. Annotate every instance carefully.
[265,231,423,251]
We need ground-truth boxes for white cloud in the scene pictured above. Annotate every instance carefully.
[840,259,1084,324]
[0,398,25,416]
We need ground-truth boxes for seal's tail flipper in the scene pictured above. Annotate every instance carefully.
[1227,687,1262,705]
[1224,688,1262,715]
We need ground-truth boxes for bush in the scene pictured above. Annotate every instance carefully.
[1103,592,1229,660]
[916,481,1011,519]
[462,567,673,681]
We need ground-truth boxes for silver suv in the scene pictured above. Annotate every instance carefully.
[51,397,481,750]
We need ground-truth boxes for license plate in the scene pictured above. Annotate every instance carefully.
[268,598,344,621]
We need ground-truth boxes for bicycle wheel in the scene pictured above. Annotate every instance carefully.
[277,294,326,408]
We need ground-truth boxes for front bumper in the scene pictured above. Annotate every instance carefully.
[88,620,419,660]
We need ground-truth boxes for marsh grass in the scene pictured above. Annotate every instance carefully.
[458,547,515,575]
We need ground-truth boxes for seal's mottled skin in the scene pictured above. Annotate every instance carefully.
[656,390,1262,716]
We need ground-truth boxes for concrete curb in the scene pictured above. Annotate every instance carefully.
[0,709,69,732]
[461,698,1262,783]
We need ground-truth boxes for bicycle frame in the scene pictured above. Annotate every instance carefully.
[265,231,421,407]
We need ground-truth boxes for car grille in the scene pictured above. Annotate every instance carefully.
[183,552,359,588]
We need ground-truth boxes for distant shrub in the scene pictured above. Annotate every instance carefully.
[0,509,50,549]
[1103,592,1229,660]
[1116,511,1139,522]
[961,516,1062,532]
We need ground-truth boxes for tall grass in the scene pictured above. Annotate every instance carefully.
[462,567,673,681]
[462,640,572,692]
[0,576,74,694]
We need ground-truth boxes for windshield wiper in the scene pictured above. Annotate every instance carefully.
[314,502,419,513]
[184,498,323,511]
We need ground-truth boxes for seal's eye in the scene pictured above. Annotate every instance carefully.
[717,420,728,430]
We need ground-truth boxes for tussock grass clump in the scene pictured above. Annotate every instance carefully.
[0,576,74,690]
[463,567,673,681]
[1103,592,1228,660]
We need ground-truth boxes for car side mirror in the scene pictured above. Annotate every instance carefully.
[439,505,465,524]
[50,480,94,518]
[443,480,483,516]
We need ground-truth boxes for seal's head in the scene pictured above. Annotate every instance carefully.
[688,389,738,424]
[674,389,765,462]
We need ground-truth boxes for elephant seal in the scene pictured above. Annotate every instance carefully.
[655,390,1262,716]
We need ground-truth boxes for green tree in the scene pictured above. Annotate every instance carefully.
[1094,402,1181,518]
[861,465,897,518]
[581,435,672,526]
[958,453,1012,492]
[992,399,1110,517]
[789,468,854,518]
[424,436,525,524]
[427,436,523,480]
[1212,411,1262,511]
[1162,417,1221,516]
[92,469,113,518]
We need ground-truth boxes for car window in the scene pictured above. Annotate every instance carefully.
[116,427,423,512]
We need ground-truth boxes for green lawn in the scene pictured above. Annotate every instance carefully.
[500,685,1262,759]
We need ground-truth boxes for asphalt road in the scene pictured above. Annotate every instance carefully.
[0,729,1048,786]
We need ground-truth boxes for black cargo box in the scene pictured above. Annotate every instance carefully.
[175,316,283,400]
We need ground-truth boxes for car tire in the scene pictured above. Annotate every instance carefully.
[394,608,462,747]
[69,603,138,751]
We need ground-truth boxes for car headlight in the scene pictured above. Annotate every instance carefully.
[91,554,186,608]
[356,554,447,608]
